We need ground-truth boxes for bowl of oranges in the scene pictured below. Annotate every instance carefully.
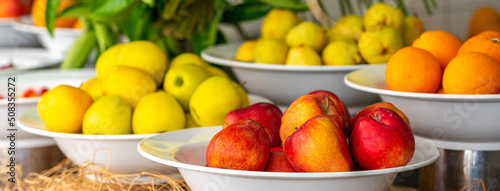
[345,30,500,151]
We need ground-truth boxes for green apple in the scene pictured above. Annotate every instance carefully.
[328,14,364,43]
[403,16,425,46]
[133,91,185,134]
[358,26,403,64]
[190,76,243,126]
[286,22,328,52]
[163,64,211,111]
[285,45,322,65]
[253,38,289,64]
[322,40,364,65]
[261,8,302,41]
[363,2,404,33]
[83,95,132,135]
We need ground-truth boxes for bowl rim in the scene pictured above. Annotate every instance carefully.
[11,15,82,35]
[138,126,440,179]
[0,68,95,105]
[344,65,500,101]
[201,42,377,72]
[17,109,157,140]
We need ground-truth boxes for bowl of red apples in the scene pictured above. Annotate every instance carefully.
[139,90,439,191]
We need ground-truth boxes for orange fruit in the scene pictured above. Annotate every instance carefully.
[385,47,442,93]
[31,0,77,28]
[443,52,500,94]
[412,30,462,70]
[73,19,82,29]
[436,88,445,94]
[458,30,500,64]
[467,7,500,38]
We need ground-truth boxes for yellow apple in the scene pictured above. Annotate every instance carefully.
[358,26,403,64]
[285,45,322,65]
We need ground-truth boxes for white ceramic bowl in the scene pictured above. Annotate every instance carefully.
[11,15,81,53]
[0,69,95,140]
[138,126,439,191]
[17,94,273,174]
[0,18,40,47]
[344,65,500,151]
[201,43,381,109]
[0,48,64,75]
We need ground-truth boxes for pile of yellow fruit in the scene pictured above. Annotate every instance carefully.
[38,41,249,135]
[235,3,424,65]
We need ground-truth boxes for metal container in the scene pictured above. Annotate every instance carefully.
[419,148,500,191]
[0,138,65,178]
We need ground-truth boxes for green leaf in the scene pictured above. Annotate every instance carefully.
[120,3,152,41]
[93,21,116,52]
[45,0,61,36]
[58,3,91,18]
[221,2,273,23]
[142,0,154,7]
[257,0,308,12]
[89,0,141,22]
[61,26,97,69]
[191,0,226,54]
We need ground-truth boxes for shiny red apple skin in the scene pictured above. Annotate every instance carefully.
[264,146,297,172]
[224,102,283,147]
[350,102,410,135]
[0,0,29,18]
[308,90,351,134]
[284,115,352,172]
[350,108,415,170]
[206,119,272,171]
[280,94,344,146]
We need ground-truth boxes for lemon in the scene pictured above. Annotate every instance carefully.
[79,77,103,100]
[38,85,93,133]
[261,8,302,41]
[163,64,211,111]
[234,40,256,62]
[170,53,210,69]
[232,81,249,107]
[101,66,157,108]
[207,65,229,78]
[253,38,288,64]
[133,91,185,134]
[185,112,198,128]
[96,41,167,84]
[189,76,243,126]
[82,95,132,135]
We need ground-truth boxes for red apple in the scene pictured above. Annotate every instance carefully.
[224,102,283,147]
[350,108,415,170]
[350,102,410,135]
[284,115,352,172]
[280,94,344,145]
[0,0,29,18]
[206,118,271,171]
[264,146,296,172]
[308,90,350,133]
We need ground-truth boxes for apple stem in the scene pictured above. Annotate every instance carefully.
[175,77,183,86]
[372,113,380,121]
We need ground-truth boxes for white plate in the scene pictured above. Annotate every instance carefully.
[138,126,439,191]
[344,65,500,150]
[11,15,81,53]
[0,68,95,140]
[0,48,63,75]
[17,94,273,174]
[201,43,380,110]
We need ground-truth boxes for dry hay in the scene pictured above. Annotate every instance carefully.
[0,159,190,191]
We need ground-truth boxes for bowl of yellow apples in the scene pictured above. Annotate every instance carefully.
[202,3,423,111]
